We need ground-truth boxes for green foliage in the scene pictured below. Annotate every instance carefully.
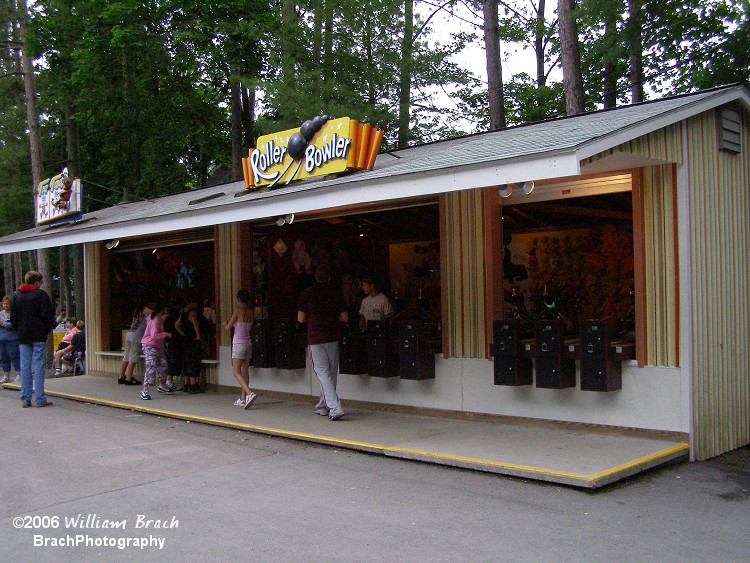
[504,74,567,125]
[0,27,36,234]
[259,0,474,146]
[689,3,749,88]
[0,0,746,241]
[575,0,748,101]
[26,0,251,208]
[577,0,631,105]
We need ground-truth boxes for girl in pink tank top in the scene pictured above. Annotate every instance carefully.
[232,319,253,344]
[224,289,256,409]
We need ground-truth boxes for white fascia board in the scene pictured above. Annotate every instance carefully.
[577,89,750,161]
[283,150,580,209]
[0,151,579,254]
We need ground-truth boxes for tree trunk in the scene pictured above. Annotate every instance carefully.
[36,248,50,298]
[65,92,85,320]
[602,16,617,109]
[13,253,23,288]
[65,104,81,178]
[241,85,255,150]
[73,244,84,319]
[312,1,323,66]
[363,0,376,108]
[397,0,414,147]
[60,245,71,317]
[627,0,644,103]
[484,0,506,130]
[3,254,12,295]
[230,71,243,181]
[18,0,52,362]
[28,250,37,271]
[535,0,547,88]
[281,0,296,93]
[122,48,141,201]
[19,14,42,191]
[558,0,585,115]
[323,1,333,74]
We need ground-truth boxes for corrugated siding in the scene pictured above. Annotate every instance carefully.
[216,223,242,347]
[687,108,750,460]
[583,122,683,165]
[83,242,106,373]
[443,190,486,358]
[588,126,684,367]
[642,164,680,366]
[89,354,218,383]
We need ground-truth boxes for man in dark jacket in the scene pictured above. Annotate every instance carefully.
[11,270,56,408]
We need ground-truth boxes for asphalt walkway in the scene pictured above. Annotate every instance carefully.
[2,373,689,489]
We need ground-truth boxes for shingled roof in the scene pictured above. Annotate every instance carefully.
[1,84,748,253]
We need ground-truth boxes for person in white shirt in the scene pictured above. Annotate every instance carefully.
[358,277,393,329]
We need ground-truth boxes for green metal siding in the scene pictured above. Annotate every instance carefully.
[687,108,750,460]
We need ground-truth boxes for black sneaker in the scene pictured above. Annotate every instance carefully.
[123,378,140,386]
[117,376,126,384]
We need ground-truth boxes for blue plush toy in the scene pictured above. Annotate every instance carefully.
[176,261,196,288]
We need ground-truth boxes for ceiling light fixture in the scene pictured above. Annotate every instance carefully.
[498,181,535,198]
[105,239,120,250]
[275,213,296,226]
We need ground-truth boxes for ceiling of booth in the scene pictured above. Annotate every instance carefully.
[255,202,441,243]
[502,192,632,231]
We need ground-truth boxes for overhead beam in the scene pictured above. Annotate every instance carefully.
[531,202,632,220]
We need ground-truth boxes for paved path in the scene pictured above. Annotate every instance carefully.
[3,374,688,488]
[0,391,747,562]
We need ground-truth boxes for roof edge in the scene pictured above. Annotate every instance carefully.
[576,85,750,161]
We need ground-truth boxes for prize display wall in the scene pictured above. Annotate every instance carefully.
[107,241,216,355]
[248,204,442,379]
[495,193,636,392]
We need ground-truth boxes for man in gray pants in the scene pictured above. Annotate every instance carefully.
[298,264,349,420]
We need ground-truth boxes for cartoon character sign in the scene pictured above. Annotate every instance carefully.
[51,175,73,209]
[36,168,82,225]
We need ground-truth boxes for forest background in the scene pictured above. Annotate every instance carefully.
[0,0,748,317]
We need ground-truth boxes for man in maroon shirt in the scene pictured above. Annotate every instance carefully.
[298,264,349,420]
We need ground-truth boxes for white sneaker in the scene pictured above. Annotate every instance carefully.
[233,397,245,407]
[0,374,9,384]
[13,375,20,383]
[244,392,258,410]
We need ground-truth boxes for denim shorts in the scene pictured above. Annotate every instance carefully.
[231,342,252,360]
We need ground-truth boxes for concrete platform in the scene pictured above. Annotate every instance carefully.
[2,374,689,489]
